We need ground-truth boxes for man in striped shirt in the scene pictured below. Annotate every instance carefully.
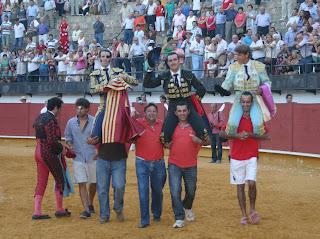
[0,15,12,48]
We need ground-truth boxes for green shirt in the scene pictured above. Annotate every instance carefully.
[165,2,175,18]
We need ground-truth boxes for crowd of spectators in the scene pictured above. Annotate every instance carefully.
[1,0,320,83]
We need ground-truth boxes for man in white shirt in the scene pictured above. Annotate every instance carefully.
[71,24,82,51]
[255,6,271,36]
[14,19,26,50]
[286,8,299,29]
[186,10,197,31]
[47,34,58,50]
[192,0,201,17]
[123,13,134,44]
[216,34,228,58]
[190,21,202,41]
[55,47,68,81]
[27,52,40,82]
[130,37,146,81]
[115,38,132,73]
[134,24,145,45]
[190,34,205,79]
[250,34,265,62]
[227,35,240,53]
[172,8,186,36]
[44,0,56,29]
[120,0,134,23]
[15,49,27,82]
[145,0,157,29]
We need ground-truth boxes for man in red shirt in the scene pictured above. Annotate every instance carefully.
[168,101,207,228]
[221,91,270,225]
[135,103,166,228]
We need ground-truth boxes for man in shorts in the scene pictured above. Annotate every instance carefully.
[221,91,270,225]
[65,98,97,219]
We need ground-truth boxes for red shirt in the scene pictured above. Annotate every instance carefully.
[230,116,266,161]
[169,124,201,168]
[207,15,216,31]
[197,16,207,29]
[155,5,165,17]
[222,0,233,10]
[135,118,164,160]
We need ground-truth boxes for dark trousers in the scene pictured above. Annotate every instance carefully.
[132,55,144,82]
[211,133,222,162]
[207,29,215,38]
[124,29,133,45]
[145,15,156,29]
[164,101,207,143]
[28,69,39,82]
[257,26,269,37]
[56,3,65,16]
[299,56,313,73]
[169,164,197,220]
[115,57,132,74]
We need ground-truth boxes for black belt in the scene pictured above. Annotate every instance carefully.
[125,29,133,30]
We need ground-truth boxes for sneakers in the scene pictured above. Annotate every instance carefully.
[88,205,95,214]
[100,218,110,224]
[184,208,195,221]
[80,211,91,219]
[173,220,184,228]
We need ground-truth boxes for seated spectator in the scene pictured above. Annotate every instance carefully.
[78,32,86,48]
[206,57,218,77]
[242,29,253,46]
[175,25,185,48]
[37,40,47,55]
[275,44,290,75]
[1,67,13,82]
[38,50,49,82]
[287,50,301,74]
[47,34,58,50]
[227,34,240,53]
[66,50,77,82]
[47,51,56,81]
[312,43,320,72]
[250,33,265,62]
[55,48,68,81]
[27,51,40,82]
[115,38,131,74]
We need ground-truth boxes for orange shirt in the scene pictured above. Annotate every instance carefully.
[135,118,164,160]
[134,16,146,28]
[169,124,201,168]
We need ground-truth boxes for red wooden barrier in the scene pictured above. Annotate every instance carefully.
[0,103,319,155]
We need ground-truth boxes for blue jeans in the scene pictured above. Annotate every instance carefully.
[15,37,24,50]
[96,158,127,220]
[211,133,222,162]
[167,16,173,31]
[132,55,144,82]
[124,29,133,45]
[95,32,104,47]
[168,164,197,220]
[216,23,225,38]
[136,158,166,226]
[191,54,204,79]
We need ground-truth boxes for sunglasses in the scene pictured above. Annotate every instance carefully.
[106,55,111,58]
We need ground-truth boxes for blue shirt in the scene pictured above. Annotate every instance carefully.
[242,35,252,46]
[225,9,237,22]
[37,23,49,35]
[216,12,226,24]
[181,4,190,17]
[284,30,297,48]
[64,115,96,163]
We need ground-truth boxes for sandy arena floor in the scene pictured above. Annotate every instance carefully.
[0,139,319,239]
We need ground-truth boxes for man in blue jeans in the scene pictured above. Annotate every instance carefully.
[93,16,105,47]
[167,101,207,228]
[135,103,166,228]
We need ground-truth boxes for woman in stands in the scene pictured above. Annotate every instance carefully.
[59,17,69,54]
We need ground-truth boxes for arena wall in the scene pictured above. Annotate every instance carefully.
[0,102,319,155]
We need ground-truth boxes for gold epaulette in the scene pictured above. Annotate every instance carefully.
[90,69,101,76]
[112,68,124,73]
[253,60,266,71]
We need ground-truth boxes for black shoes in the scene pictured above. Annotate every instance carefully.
[88,205,95,214]
[55,209,71,218]
[80,211,91,219]
[32,214,51,220]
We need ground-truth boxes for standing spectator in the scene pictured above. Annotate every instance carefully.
[56,0,65,17]
[130,37,145,81]
[27,51,40,82]
[234,6,246,37]
[206,9,216,38]
[145,0,157,30]
[18,3,28,30]
[38,50,49,82]
[37,17,49,44]
[181,31,193,70]
[255,6,271,37]
[180,0,190,17]
[115,38,131,73]
[281,0,294,21]
[55,47,67,81]
[284,24,298,51]
[0,1,3,26]
[222,0,233,10]
[175,25,185,48]
[71,24,82,51]
[0,15,12,49]
[190,34,205,79]
[296,32,313,73]
[227,34,240,53]
[120,0,133,23]
[207,103,224,163]
[134,10,147,29]
[44,0,56,29]
[3,0,11,21]
[134,0,146,16]
[190,21,202,41]
[15,49,27,82]
[155,0,165,34]
[172,8,186,37]
[250,33,265,62]
[59,17,69,54]
[216,8,226,38]
[75,49,87,81]
[25,36,37,52]
[197,10,207,37]
[47,34,58,50]
[26,0,39,25]
[165,0,175,33]
[70,0,81,16]
[78,32,86,48]
[134,24,145,45]
[274,33,285,58]
[37,40,47,54]
[216,34,228,60]
[122,13,134,44]
[98,0,110,14]
[93,16,105,47]
[264,33,277,70]
[186,10,197,32]
[64,98,97,219]
[246,4,256,34]
[225,3,237,43]
[28,17,39,42]
[14,19,25,50]
[192,0,201,17]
